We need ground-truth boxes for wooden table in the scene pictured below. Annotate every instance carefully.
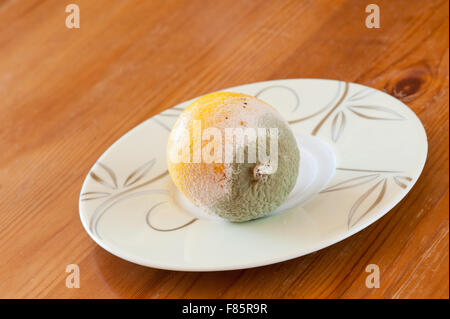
[0,0,448,299]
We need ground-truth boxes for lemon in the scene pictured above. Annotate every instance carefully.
[167,92,299,222]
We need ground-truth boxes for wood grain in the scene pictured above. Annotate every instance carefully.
[0,0,448,299]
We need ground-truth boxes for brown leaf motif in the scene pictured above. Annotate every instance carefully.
[331,111,346,142]
[123,159,156,187]
[80,191,111,201]
[89,163,118,190]
[321,168,413,229]
[347,179,387,228]
[85,159,160,197]
[272,82,409,143]
[347,105,405,121]
[321,174,380,193]
[393,176,413,189]
[347,87,377,102]
[82,158,196,238]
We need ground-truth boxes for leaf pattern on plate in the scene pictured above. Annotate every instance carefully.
[347,87,377,101]
[89,162,118,190]
[393,176,413,189]
[123,159,156,187]
[321,168,413,229]
[274,82,408,143]
[311,82,350,136]
[348,105,405,121]
[98,163,119,188]
[331,111,346,142]
[85,159,163,199]
[286,81,344,124]
[80,191,111,201]
[82,158,188,238]
[348,178,387,228]
[321,174,380,193]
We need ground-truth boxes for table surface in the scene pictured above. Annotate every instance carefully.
[0,0,448,299]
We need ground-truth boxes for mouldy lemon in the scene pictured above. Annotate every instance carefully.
[167,92,299,222]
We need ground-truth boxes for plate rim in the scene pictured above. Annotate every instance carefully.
[78,78,428,271]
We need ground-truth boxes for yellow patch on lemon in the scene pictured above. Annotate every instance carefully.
[167,92,299,222]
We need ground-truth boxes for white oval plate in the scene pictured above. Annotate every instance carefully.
[79,79,427,271]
